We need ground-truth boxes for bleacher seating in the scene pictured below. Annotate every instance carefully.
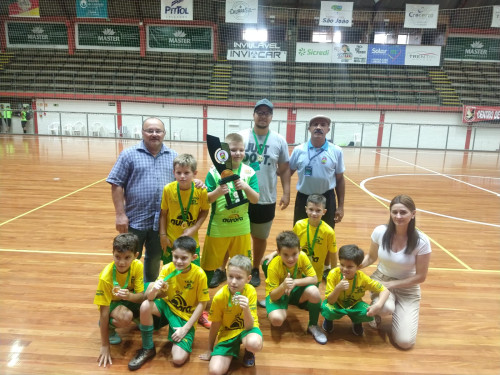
[0,48,498,107]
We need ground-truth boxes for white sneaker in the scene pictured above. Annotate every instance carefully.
[308,325,327,345]
[368,315,381,329]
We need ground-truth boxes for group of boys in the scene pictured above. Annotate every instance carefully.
[94,103,389,373]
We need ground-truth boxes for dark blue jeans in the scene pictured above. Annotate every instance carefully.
[128,226,162,282]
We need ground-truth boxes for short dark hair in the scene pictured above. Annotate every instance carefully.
[338,244,364,266]
[113,233,138,254]
[228,255,252,276]
[306,194,326,208]
[172,236,197,254]
[276,231,300,251]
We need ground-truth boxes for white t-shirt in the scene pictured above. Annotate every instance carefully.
[239,128,289,204]
[371,224,431,280]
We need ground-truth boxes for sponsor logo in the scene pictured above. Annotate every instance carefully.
[408,51,438,61]
[465,41,487,56]
[98,28,119,42]
[168,30,190,44]
[28,26,48,40]
[228,1,256,21]
[228,50,283,59]
[331,5,342,11]
[222,214,243,223]
[80,0,88,9]
[298,47,329,56]
[233,42,279,49]
[408,7,435,18]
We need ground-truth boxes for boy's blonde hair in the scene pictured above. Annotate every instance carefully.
[225,133,244,144]
[276,231,300,251]
[173,153,197,172]
[228,255,252,276]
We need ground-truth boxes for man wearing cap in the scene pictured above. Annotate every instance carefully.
[238,98,291,287]
[289,114,345,277]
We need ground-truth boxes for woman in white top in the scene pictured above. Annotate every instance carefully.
[361,194,431,349]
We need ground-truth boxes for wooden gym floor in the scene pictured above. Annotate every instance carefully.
[0,135,499,375]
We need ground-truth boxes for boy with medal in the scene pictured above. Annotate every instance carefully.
[201,133,260,288]
[159,154,211,328]
[265,231,327,345]
[128,236,210,370]
[239,99,291,287]
[199,255,263,373]
[94,233,145,367]
[321,244,389,336]
[159,154,210,267]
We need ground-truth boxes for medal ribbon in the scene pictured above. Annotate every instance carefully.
[306,221,322,257]
[163,268,182,281]
[112,264,131,290]
[252,129,270,159]
[177,182,194,224]
[283,262,298,280]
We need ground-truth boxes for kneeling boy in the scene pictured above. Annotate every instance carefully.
[200,255,263,374]
[321,244,389,336]
[128,236,209,370]
[94,233,145,367]
[265,231,327,344]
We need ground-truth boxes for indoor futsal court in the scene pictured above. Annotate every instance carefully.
[0,135,499,375]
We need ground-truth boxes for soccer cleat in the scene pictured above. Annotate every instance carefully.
[352,323,364,336]
[249,268,261,287]
[322,268,331,281]
[368,315,381,329]
[308,325,328,345]
[198,310,211,329]
[128,348,156,371]
[242,349,255,367]
[209,269,227,288]
[109,329,122,345]
[322,319,334,334]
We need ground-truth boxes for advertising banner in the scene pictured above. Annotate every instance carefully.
[225,0,258,24]
[319,1,353,27]
[444,37,500,62]
[492,6,500,28]
[161,0,193,21]
[463,105,500,123]
[147,26,213,53]
[404,4,439,29]
[404,45,441,66]
[227,41,287,62]
[76,24,140,50]
[295,42,332,63]
[76,0,108,18]
[6,22,68,48]
[367,44,406,65]
[331,43,367,64]
[8,0,40,17]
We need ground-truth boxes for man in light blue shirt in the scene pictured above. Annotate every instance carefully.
[107,117,177,282]
[289,115,345,276]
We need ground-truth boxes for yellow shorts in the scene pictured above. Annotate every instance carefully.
[201,234,252,271]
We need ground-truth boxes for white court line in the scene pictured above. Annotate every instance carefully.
[374,150,500,197]
[0,248,109,256]
[360,174,500,228]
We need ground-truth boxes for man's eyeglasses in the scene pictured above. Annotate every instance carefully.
[142,129,165,135]
[255,111,272,117]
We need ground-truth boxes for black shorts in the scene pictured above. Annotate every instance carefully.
[248,203,276,224]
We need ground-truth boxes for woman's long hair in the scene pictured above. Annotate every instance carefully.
[382,195,420,255]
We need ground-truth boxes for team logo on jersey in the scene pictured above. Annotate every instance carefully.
[229,316,245,330]
[321,156,327,164]
[170,294,194,313]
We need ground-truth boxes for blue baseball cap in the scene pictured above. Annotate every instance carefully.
[254,99,273,111]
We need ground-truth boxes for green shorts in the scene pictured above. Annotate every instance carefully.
[162,246,200,266]
[321,300,374,324]
[109,299,141,316]
[265,285,311,314]
[153,298,196,353]
[211,327,262,358]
